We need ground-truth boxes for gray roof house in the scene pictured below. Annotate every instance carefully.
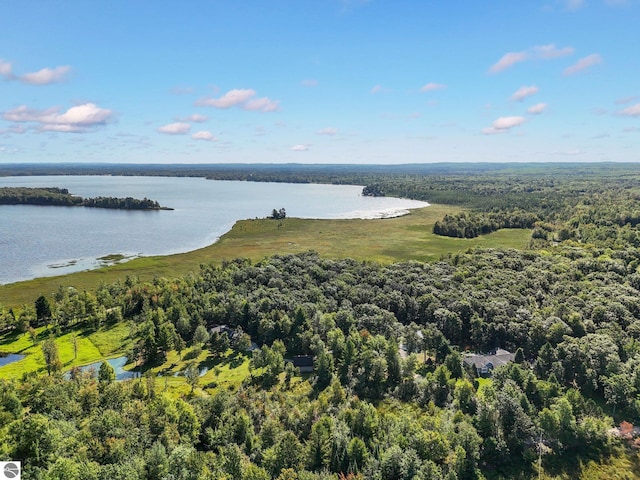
[287,355,314,373]
[463,348,515,376]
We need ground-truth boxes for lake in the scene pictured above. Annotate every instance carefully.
[0,175,429,284]
[63,356,138,381]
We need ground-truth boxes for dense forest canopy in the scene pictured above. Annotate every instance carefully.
[2,163,640,479]
[0,187,169,210]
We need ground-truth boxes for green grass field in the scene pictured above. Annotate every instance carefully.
[0,205,531,308]
[0,322,132,378]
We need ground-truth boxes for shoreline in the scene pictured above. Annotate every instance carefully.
[0,204,429,287]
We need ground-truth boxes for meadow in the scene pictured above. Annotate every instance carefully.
[0,204,530,308]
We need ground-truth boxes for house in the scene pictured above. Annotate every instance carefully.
[209,324,257,352]
[210,324,235,338]
[463,348,514,377]
[287,355,314,373]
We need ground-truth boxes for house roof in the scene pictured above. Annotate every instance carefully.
[463,349,514,370]
[210,324,234,336]
[291,355,314,368]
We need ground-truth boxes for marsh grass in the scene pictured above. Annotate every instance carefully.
[0,205,531,307]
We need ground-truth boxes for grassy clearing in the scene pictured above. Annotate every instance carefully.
[0,205,531,308]
[0,322,133,379]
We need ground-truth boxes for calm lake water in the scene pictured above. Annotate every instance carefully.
[0,176,429,284]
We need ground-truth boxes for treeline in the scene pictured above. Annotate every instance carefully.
[433,210,539,238]
[5,244,640,477]
[82,196,164,210]
[0,187,167,210]
[0,187,82,206]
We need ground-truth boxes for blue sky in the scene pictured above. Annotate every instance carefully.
[1,0,639,164]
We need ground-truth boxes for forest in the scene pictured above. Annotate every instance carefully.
[2,163,640,479]
[0,187,168,210]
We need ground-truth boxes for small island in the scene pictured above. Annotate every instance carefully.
[0,187,172,210]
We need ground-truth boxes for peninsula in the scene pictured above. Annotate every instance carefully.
[0,187,172,210]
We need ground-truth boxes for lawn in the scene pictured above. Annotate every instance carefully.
[0,322,133,379]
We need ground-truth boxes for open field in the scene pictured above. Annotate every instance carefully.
[0,204,531,307]
[0,322,132,378]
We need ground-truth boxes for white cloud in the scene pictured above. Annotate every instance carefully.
[196,89,255,108]
[302,79,318,87]
[192,130,216,141]
[482,116,526,134]
[533,44,575,59]
[195,89,279,112]
[563,54,602,76]
[244,97,280,112]
[3,103,113,133]
[178,113,208,123]
[291,144,310,151]
[157,122,191,135]
[420,82,446,92]
[618,103,640,117]
[20,66,71,85]
[0,59,12,78]
[528,103,548,114]
[489,52,529,73]
[511,85,539,101]
[0,60,72,85]
[489,44,574,73]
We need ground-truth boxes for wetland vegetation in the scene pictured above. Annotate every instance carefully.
[2,163,640,479]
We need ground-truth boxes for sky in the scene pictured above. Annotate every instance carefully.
[1,0,639,164]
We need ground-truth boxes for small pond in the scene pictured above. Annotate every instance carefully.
[64,356,139,381]
[0,352,25,367]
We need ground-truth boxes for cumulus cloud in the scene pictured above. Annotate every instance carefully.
[3,103,113,132]
[195,89,279,112]
[528,103,548,114]
[317,127,338,136]
[482,116,526,135]
[489,52,528,74]
[420,82,446,92]
[618,103,640,117]
[177,113,208,123]
[291,144,310,151]
[489,44,574,73]
[533,44,575,59]
[20,65,71,85]
[0,60,71,85]
[192,130,216,141]
[563,54,602,76]
[157,122,191,135]
[0,59,12,78]
[511,85,539,101]
[244,97,280,112]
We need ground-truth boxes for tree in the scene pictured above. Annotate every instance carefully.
[315,349,334,391]
[184,363,200,394]
[35,295,52,324]
[98,360,116,385]
[41,338,61,375]
[192,324,210,346]
[270,208,287,220]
